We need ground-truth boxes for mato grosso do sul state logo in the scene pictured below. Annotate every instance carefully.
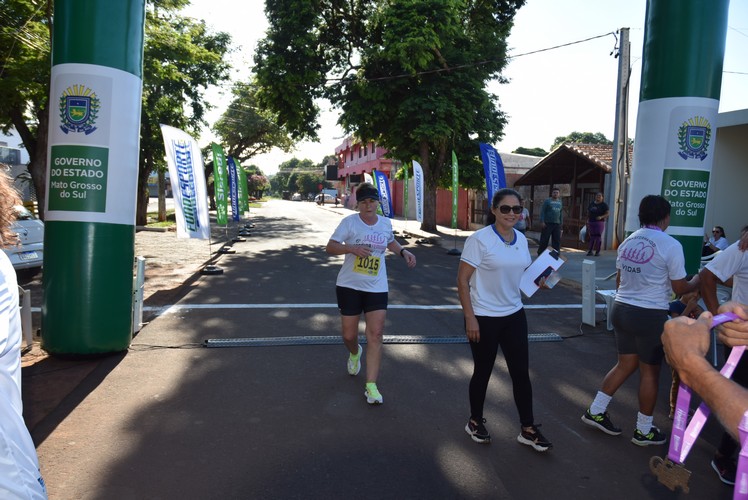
[677,115,711,161]
[59,84,100,135]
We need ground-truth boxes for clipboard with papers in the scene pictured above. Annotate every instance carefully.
[520,249,565,298]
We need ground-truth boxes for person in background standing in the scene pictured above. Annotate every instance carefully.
[586,192,609,256]
[537,187,562,255]
[326,183,416,405]
[0,169,47,499]
[581,194,699,447]
[458,188,553,453]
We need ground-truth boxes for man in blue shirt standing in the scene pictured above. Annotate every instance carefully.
[537,187,563,255]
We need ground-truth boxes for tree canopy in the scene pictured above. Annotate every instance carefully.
[551,131,612,151]
[513,146,548,157]
[213,81,294,164]
[137,4,231,224]
[254,0,525,231]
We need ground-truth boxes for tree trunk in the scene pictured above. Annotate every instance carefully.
[136,151,153,226]
[157,169,166,222]
[11,107,48,219]
[418,139,448,233]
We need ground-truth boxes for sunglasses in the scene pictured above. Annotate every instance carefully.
[713,230,720,234]
[498,205,523,214]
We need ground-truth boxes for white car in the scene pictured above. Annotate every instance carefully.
[291,192,302,201]
[3,205,44,275]
[314,193,340,205]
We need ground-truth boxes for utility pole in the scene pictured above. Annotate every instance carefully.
[605,27,630,249]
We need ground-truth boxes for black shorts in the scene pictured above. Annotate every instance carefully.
[336,286,388,316]
[611,301,668,365]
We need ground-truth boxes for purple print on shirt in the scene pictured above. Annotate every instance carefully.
[620,238,655,265]
[362,232,387,251]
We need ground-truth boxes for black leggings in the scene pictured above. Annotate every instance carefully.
[468,309,534,426]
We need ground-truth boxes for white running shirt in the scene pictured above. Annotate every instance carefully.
[330,213,395,293]
[615,227,687,310]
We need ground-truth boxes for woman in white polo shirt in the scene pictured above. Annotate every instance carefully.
[457,188,553,453]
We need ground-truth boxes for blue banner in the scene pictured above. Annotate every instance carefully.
[479,143,506,203]
[226,156,240,221]
[373,170,393,218]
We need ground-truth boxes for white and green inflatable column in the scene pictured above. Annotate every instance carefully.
[626,0,729,275]
[42,1,146,355]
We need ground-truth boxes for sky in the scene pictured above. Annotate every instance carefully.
[184,0,748,176]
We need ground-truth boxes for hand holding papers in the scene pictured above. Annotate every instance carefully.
[520,249,565,297]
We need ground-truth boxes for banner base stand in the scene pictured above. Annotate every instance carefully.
[447,248,461,256]
[238,229,252,236]
[201,265,223,275]
[217,247,235,254]
[232,236,246,242]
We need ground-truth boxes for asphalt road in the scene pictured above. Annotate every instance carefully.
[28,200,734,499]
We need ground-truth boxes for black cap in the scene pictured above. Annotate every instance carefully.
[356,183,379,202]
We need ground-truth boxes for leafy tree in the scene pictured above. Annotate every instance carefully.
[254,0,525,231]
[551,131,611,151]
[138,4,231,224]
[513,146,547,157]
[213,81,294,163]
[295,172,318,195]
[269,171,290,196]
[246,173,269,198]
[0,0,52,217]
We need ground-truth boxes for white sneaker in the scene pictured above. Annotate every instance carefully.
[347,344,362,376]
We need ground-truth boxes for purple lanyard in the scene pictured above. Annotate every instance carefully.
[668,312,747,497]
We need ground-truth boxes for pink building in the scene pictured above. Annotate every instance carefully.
[334,136,400,208]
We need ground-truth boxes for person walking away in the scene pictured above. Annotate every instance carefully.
[325,183,416,405]
[581,194,698,446]
[537,187,562,255]
[699,225,748,485]
[0,170,47,499]
[586,192,609,256]
[458,188,553,452]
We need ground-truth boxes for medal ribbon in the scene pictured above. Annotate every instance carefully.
[668,312,741,467]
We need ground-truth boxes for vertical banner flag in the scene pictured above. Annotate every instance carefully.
[373,170,393,218]
[451,151,459,229]
[210,143,229,226]
[226,156,240,221]
[413,160,424,223]
[403,162,409,220]
[160,125,210,239]
[479,142,506,203]
[235,159,249,216]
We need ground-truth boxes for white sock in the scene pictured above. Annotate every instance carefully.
[589,391,612,415]
[636,412,654,434]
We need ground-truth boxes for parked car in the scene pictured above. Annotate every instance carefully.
[314,193,340,205]
[291,192,302,201]
[3,205,44,277]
